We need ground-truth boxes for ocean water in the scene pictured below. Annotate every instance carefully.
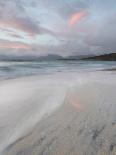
[0,60,116,80]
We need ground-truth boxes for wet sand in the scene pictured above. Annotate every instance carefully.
[2,76,116,155]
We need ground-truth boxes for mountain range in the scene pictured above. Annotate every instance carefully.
[0,53,115,61]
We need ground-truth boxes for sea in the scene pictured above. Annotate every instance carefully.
[0,60,116,80]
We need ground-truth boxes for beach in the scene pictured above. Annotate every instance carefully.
[0,71,115,155]
[0,0,116,154]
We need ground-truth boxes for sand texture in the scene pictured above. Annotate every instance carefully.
[2,73,116,155]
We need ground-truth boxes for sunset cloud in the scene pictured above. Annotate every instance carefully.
[0,0,116,56]
[0,16,51,37]
[0,40,31,50]
[69,11,88,27]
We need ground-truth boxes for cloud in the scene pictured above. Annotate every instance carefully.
[38,0,89,19]
[0,0,55,37]
[0,16,54,37]
[0,0,116,56]
[8,34,24,39]
[85,13,116,53]
[0,39,31,50]
[69,11,88,27]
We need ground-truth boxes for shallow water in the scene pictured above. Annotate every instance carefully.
[0,60,116,80]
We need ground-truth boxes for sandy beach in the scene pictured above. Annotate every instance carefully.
[0,72,116,155]
[0,0,116,154]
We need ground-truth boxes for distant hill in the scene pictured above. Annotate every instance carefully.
[0,54,93,61]
[82,53,116,61]
[0,54,63,61]
[0,53,116,61]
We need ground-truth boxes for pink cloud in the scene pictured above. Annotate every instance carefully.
[69,11,88,27]
[0,40,31,50]
[0,16,55,38]
[0,17,39,36]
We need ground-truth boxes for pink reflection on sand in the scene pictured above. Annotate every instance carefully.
[69,95,85,112]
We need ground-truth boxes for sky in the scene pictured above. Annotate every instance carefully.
[0,0,116,56]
